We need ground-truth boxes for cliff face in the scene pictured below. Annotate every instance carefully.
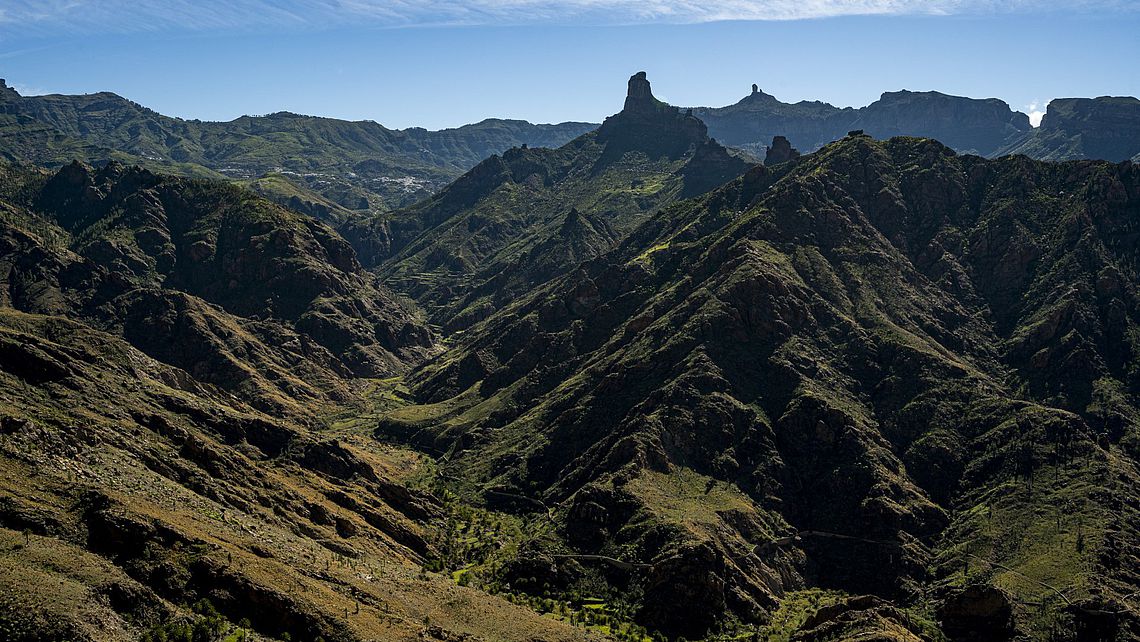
[998,96,1140,161]
[764,135,800,165]
[595,71,712,160]
[849,90,1032,155]
[695,87,1140,165]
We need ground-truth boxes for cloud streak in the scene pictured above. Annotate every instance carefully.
[1,0,1135,35]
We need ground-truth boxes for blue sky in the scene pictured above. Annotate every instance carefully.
[1,1,1137,130]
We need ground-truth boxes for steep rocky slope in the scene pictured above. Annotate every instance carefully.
[375,72,753,330]
[0,160,436,412]
[4,70,1140,642]
[378,134,1140,640]
[0,160,613,642]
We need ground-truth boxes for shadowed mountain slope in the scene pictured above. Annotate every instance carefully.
[4,71,1140,642]
[0,158,616,642]
[0,160,437,413]
[0,296,595,642]
[376,72,754,331]
[378,133,1140,640]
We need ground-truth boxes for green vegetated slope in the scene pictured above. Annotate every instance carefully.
[0,304,605,642]
[1,160,437,405]
[2,70,1140,642]
[0,160,610,642]
[376,72,754,330]
[0,79,596,212]
[378,131,1140,640]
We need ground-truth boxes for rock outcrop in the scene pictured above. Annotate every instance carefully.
[596,71,711,160]
[764,135,800,165]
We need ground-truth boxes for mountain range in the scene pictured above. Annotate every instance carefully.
[0,71,1138,642]
[0,79,595,212]
[3,77,1139,224]
[691,84,1140,163]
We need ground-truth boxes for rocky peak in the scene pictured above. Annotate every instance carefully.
[596,72,710,160]
[624,71,656,112]
[736,85,779,107]
[561,207,588,233]
[764,135,801,165]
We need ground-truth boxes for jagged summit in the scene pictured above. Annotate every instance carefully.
[617,71,675,117]
[623,71,656,112]
[744,84,776,100]
[378,72,752,330]
[597,72,711,160]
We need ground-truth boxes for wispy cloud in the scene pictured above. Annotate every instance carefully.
[1,0,1135,34]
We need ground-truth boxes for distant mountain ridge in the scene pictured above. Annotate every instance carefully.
[998,95,1140,162]
[0,79,595,211]
[2,77,1136,223]
[690,84,1140,162]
